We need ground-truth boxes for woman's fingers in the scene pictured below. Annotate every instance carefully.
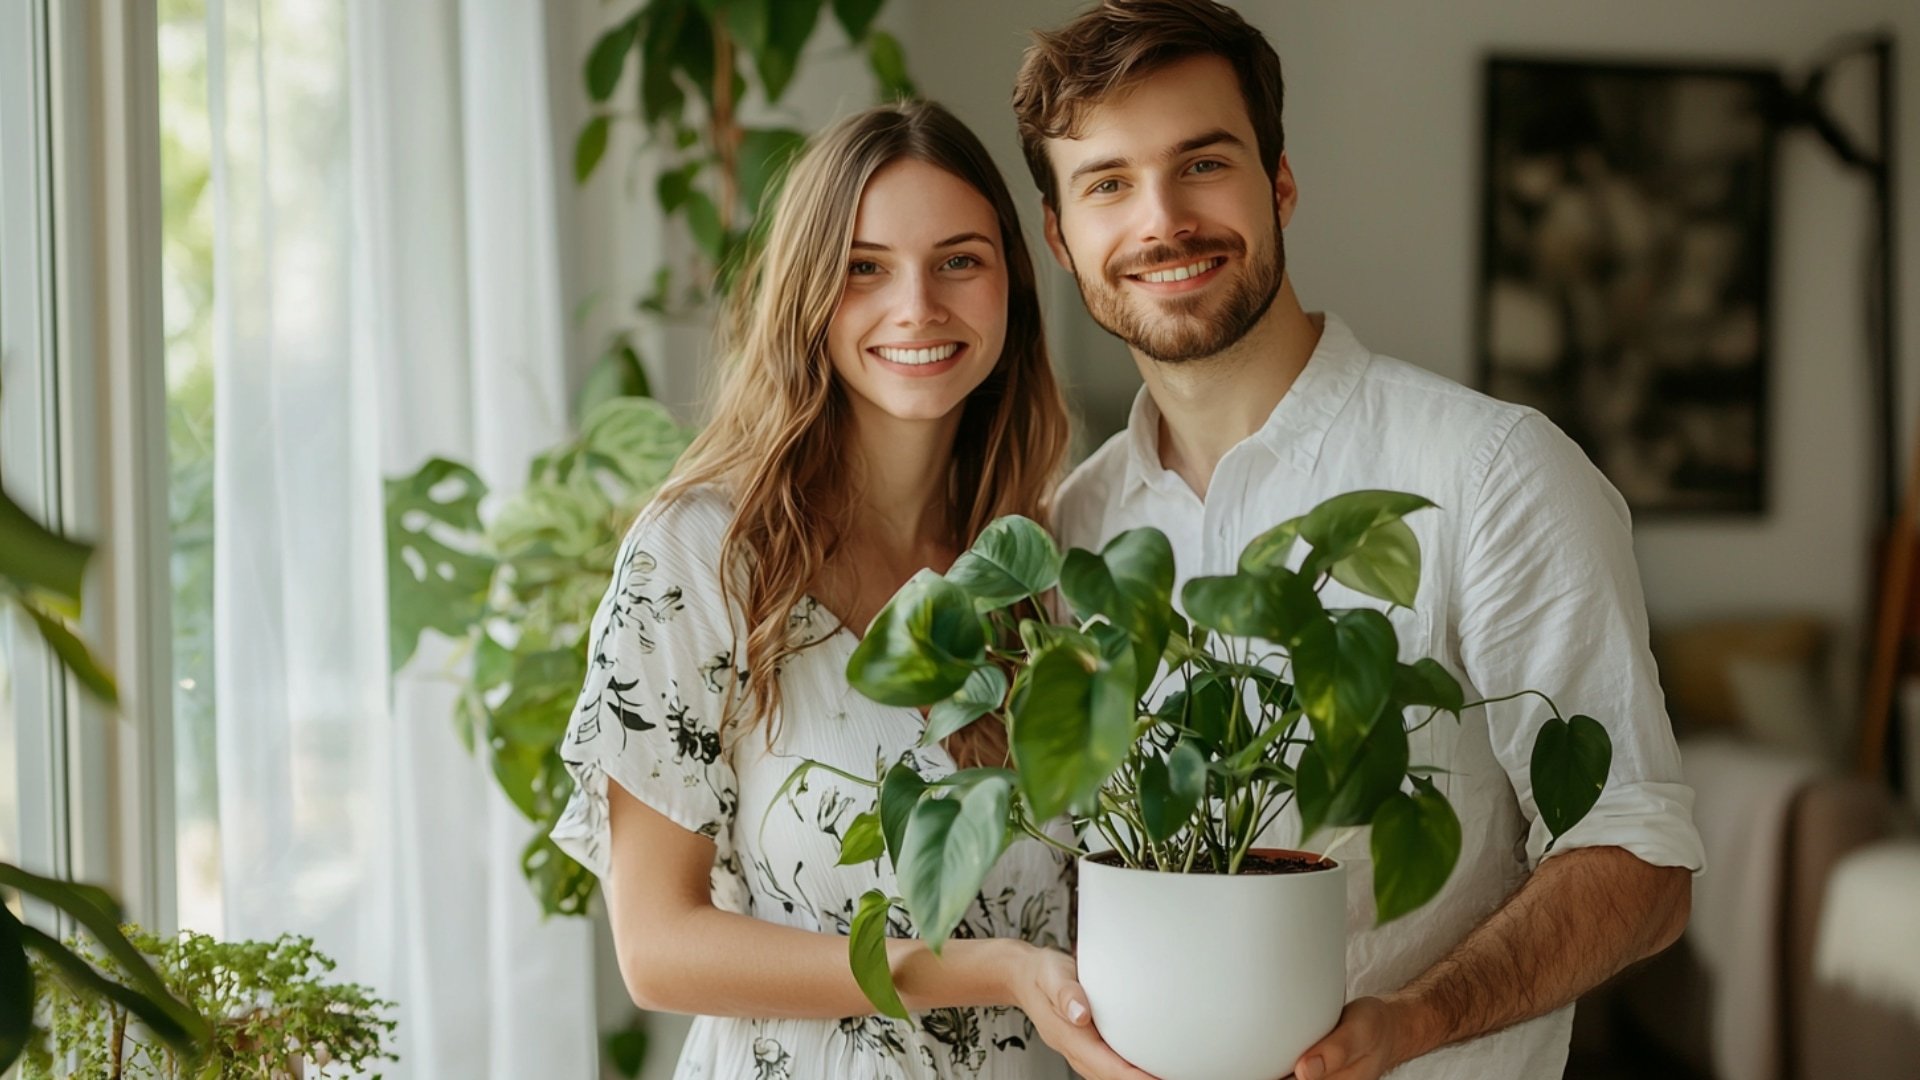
[1033,951,1092,1025]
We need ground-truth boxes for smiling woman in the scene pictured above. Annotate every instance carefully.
[546,102,1173,1080]
[828,159,1009,423]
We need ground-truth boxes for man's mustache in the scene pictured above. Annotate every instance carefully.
[1107,237,1244,280]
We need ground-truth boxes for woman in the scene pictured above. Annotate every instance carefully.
[550,102,1153,1080]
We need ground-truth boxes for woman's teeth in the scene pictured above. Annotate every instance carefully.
[1137,257,1223,283]
[875,343,961,365]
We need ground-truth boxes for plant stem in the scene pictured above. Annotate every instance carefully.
[1462,688,1563,720]
[1018,818,1086,860]
[710,15,739,236]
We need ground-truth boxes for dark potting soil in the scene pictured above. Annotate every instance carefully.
[1086,849,1333,875]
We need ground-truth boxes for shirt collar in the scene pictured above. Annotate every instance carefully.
[1120,312,1374,497]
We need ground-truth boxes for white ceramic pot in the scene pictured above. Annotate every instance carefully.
[1076,850,1346,1080]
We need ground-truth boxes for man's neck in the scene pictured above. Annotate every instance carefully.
[1134,281,1322,500]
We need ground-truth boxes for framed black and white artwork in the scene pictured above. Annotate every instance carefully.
[1477,57,1779,515]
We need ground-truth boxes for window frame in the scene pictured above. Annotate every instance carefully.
[1,0,178,935]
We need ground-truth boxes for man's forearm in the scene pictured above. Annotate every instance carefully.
[1385,845,1691,1061]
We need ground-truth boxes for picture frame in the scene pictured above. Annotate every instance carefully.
[1476,56,1781,516]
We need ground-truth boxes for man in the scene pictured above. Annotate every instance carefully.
[1011,2,1706,1078]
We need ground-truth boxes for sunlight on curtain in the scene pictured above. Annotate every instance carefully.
[201,0,595,1073]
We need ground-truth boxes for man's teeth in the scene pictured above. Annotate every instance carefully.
[875,343,961,365]
[1137,258,1222,283]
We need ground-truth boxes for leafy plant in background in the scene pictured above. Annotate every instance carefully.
[574,0,916,371]
[0,386,209,1068]
[386,398,695,918]
[782,491,1614,1016]
[25,927,396,1079]
[386,0,918,918]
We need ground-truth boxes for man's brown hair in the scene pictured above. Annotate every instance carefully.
[1012,0,1285,206]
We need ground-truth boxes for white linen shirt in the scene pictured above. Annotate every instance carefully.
[1052,314,1706,1080]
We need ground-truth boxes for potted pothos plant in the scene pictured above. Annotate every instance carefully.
[787,490,1613,1080]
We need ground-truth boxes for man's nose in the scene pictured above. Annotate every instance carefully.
[1137,178,1199,246]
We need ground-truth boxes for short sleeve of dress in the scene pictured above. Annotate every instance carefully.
[550,491,746,882]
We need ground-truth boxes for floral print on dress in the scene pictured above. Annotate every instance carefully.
[550,490,1072,1079]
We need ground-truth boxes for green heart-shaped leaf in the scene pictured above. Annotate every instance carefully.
[1180,566,1322,644]
[1531,714,1612,845]
[848,570,987,706]
[879,763,929,870]
[1371,777,1462,924]
[923,665,1009,746]
[1059,528,1174,695]
[1297,490,1436,568]
[1328,516,1421,608]
[849,890,909,1019]
[1394,659,1463,715]
[1237,515,1301,574]
[945,515,1063,610]
[896,774,1013,949]
[1140,741,1208,842]
[838,810,885,866]
[1291,608,1398,772]
[1294,714,1409,841]
[1154,672,1235,751]
[1011,643,1133,820]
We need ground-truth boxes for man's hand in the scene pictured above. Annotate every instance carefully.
[1291,996,1422,1080]
[1008,946,1161,1080]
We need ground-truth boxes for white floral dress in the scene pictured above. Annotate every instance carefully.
[551,488,1073,1080]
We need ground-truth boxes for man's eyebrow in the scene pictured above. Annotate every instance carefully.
[1065,128,1249,189]
[1171,128,1246,158]
[850,232,995,252]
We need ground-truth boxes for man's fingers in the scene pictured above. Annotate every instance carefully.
[1296,1034,1347,1080]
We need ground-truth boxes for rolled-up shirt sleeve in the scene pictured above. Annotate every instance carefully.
[1457,413,1706,874]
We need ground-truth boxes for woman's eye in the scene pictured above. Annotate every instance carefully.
[942,254,980,271]
[848,260,881,276]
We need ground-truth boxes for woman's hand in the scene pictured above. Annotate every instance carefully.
[1007,944,1160,1080]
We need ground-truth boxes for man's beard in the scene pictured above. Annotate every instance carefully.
[1069,219,1285,363]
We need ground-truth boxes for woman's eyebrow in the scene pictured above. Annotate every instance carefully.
[850,232,995,251]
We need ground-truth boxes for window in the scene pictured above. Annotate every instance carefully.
[158,0,220,935]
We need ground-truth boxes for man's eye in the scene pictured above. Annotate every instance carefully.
[1090,178,1121,196]
[942,254,980,271]
[1190,159,1223,174]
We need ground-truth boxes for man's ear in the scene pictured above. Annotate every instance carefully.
[1274,152,1299,229]
[1042,202,1075,273]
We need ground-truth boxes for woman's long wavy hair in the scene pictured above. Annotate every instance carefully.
[656,101,1071,768]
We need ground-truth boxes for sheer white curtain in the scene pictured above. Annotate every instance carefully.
[207,0,596,1075]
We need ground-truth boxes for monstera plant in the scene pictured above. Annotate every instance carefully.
[791,490,1615,1079]
[386,397,695,918]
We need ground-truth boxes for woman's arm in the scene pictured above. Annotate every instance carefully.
[604,782,1156,1078]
